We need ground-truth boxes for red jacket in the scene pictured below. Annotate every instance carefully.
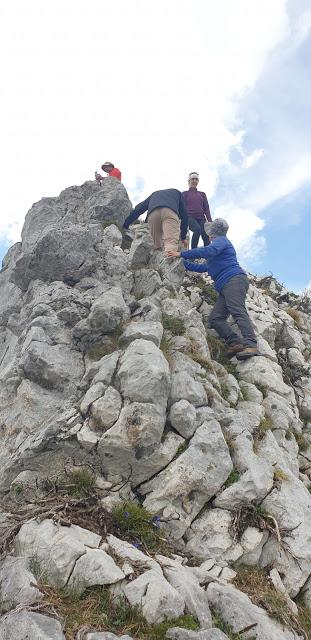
[109,167,121,181]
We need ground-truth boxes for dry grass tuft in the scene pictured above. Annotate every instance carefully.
[36,584,199,640]
[286,306,303,328]
[234,565,311,639]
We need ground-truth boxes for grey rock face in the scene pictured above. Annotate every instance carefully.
[207,583,301,640]
[91,386,122,429]
[87,177,131,224]
[119,320,163,348]
[116,338,170,408]
[170,371,207,407]
[2,178,311,637]
[20,340,83,392]
[169,400,197,438]
[141,421,233,538]
[122,567,185,623]
[0,611,66,640]
[0,556,42,611]
[98,402,170,485]
[128,224,154,268]
[166,630,230,640]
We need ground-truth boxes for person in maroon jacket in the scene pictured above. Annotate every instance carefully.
[182,172,212,248]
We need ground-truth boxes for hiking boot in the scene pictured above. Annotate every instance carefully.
[236,347,259,361]
[226,343,244,358]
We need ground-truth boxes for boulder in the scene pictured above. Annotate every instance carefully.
[0,556,42,612]
[141,421,233,539]
[207,583,301,640]
[116,339,170,408]
[0,611,66,640]
[91,387,122,430]
[122,567,185,623]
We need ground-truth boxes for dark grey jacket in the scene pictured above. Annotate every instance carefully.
[123,189,188,240]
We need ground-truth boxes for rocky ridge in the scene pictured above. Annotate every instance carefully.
[0,178,311,638]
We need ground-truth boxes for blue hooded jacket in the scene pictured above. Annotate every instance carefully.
[181,236,245,292]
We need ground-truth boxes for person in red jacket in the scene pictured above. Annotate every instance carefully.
[96,162,121,182]
[182,172,212,248]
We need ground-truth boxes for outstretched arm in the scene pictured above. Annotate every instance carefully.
[123,196,150,229]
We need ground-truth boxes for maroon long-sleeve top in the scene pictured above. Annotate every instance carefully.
[182,188,212,222]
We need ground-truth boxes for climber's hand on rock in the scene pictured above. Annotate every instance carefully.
[167,250,180,258]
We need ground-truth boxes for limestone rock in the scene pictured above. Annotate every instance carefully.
[128,225,154,268]
[169,400,197,438]
[68,548,125,593]
[185,508,240,562]
[80,382,106,415]
[161,560,212,628]
[106,534,158,570]
[91,386,122,430]
[119,320,163,348]
[207,583,301,640]
[166,630,230,640]
[0,556,42,612]
[0,611,66,640]
[170,371,207,407]
[20,340,83,392]
[116,339,170,408]
[14,519,101,589]
[77,421,99,450]
[236,357,294,400]
[103,223,123,246]
[141,421,233,539]
[122,567,185,623]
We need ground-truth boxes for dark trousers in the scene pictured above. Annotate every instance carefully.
[188,216,210,249]
[208,275,257,347]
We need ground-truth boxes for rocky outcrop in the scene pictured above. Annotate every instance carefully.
[0,179,311,638]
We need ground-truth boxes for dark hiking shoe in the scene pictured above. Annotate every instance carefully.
[236,347,259,361]
[226,343,244,358]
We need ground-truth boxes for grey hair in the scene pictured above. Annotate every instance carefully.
[204,218,229,237]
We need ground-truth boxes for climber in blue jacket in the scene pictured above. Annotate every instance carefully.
[167,218,258,360]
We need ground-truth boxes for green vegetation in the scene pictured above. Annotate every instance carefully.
[193,277,218,303]
[162,314,185,336]
[206,334,236,375]
[220,381,230,401]
[111,501,168,553]
[86,324,124,360]
[39,584,199,640]
[186,339,214,371]
[254,383,268,398]
[13,483,23,496]
[160,336,173,367]
[66,468,95,498]
[234,565,311,639]
[253,416,273,448]
[295,432,309,452]
[273,468,289,482]
[223,469,240,489]
[173,441,188,459]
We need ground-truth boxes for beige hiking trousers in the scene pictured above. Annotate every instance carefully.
[147,208,180,252]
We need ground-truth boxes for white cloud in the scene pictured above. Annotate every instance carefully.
[0,0,288,246]
[214,204,266,266]
[242,148,264,169]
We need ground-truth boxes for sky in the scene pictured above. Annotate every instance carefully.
[0,0,310,292]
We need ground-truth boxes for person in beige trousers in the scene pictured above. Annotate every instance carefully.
[123,188,188,253]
